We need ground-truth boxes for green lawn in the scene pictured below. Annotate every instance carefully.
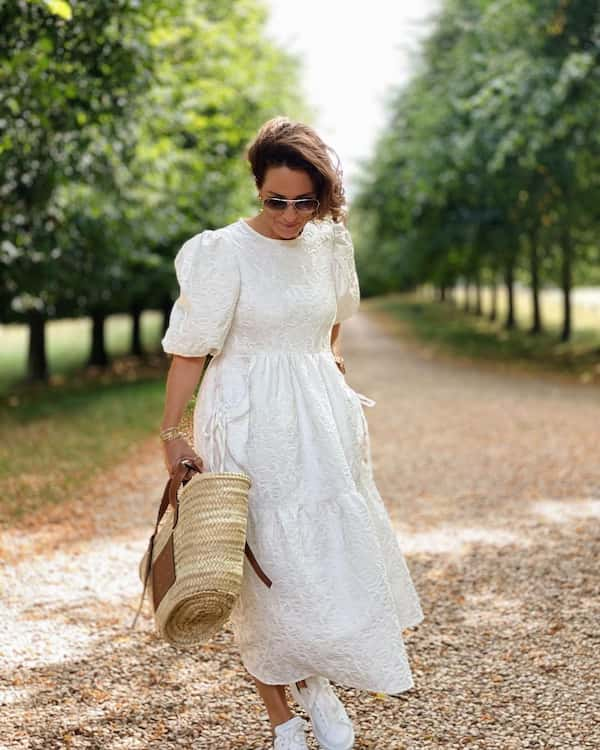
[0,310,165,396]
[0,376,169,524]
[366,286,600,383]
[453,284,600,332]
[0,312,171,525]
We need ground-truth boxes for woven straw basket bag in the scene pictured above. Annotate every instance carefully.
[130,458,272,647]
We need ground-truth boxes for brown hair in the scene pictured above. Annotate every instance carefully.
[244,116,347,224]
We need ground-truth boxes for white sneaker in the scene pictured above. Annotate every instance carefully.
[273,715,310,750]
[289,676,355,750]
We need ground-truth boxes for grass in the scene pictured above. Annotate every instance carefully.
[0,367,172,525]
[0,311,175,525]
[365,286,600,383]
[0,310,165,396]
[455,284,600,332]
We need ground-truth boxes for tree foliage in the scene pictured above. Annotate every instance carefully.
[1,0,311,380]
[352,0,600,341]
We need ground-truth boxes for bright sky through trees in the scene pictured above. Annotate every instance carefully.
[263,0,442,200]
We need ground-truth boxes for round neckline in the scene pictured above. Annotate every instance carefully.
[238,217,307,245]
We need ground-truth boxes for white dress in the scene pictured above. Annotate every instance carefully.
[161,216,424,694]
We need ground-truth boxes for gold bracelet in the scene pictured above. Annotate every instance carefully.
[333,355,344,365]
[159,426,184,442]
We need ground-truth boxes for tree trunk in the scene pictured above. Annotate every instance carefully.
[560,225,572,342]
[489,278,498,322]
[161,296,173,338]
[475,270,482,316]
[463,282,471,312]
[504,260,515,330]
[529,227,542,334]
[130,304,143,356]
[26,309,48,382]
[88,310,109,367]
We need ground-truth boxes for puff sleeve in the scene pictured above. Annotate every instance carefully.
[161,229,241,357]
[331,221,360,324]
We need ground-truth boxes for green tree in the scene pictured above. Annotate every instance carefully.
[0,0,155,380]
[353,0,600,342]
[1,0,312,383]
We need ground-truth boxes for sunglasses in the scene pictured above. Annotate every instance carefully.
[261,197,320,214]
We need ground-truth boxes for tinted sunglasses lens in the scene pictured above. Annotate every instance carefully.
[297,199,318,213]
[264,198,287,211]
[263,198,318,212]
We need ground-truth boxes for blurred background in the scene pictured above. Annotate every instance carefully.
[0,0,598,523]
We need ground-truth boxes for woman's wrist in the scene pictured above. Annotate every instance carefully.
[160,402,195,445]
[159,425,184,442]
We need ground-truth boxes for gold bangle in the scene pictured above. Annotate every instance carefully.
[333,355,344,365]
[160,425,180,435]
[159,426,183,442]
[160,432,183,443]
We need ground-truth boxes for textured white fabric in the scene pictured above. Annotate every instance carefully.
[161,217,424,694]
[290,675,355,749]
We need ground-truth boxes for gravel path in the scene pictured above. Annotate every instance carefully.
[1,306,599,750]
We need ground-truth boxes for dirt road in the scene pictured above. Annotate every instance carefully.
[1,308,598,749]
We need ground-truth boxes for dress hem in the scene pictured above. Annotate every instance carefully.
[239,657,416,696]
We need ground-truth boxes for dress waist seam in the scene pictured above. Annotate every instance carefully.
[219,349,334,356]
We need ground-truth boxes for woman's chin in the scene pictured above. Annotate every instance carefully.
[278,224,302,238]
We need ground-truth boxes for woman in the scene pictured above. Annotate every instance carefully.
[159,116,424,750]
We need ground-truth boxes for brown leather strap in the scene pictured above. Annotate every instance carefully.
[245,540,272,588]
[130,459,203,628]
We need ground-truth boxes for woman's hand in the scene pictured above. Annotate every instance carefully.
[162,437,204,481]
[330,324,346,375]
[332,351,346,375]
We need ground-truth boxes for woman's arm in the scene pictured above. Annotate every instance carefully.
[160,355,206,430]
[160,355,207,475]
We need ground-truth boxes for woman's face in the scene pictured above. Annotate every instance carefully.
[257,165,318,240]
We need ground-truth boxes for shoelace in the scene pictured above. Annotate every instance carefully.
[308,680,349,727]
